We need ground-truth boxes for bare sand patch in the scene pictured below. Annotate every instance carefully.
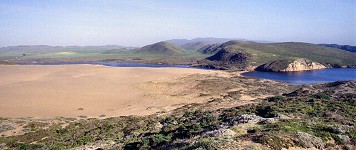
[0,65,226,118]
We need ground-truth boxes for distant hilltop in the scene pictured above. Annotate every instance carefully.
[135,41,185,55]
[166,37,272,46]
[318,44,356,53]
[165,37,242,45]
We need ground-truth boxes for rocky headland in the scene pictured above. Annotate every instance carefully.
[255,58,327,72]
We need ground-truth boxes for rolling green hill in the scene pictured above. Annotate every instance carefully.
[198,41,356,67]
[135,42,185,55]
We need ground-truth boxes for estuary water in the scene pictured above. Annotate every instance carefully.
[242,68,356,85]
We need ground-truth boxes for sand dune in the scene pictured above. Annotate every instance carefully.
[0,65,219,118]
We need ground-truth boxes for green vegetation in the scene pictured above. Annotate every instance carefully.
[2,41,355,68]
[1,81,354,149]
[136,41,185,55]
[0,42,210,65]
[23,122,47,132]
[312,92,330,100]
[197,41,356,70]
[227,42,356,66]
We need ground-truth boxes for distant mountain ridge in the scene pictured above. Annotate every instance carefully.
[166,38,274,51]
[166,37,273,46]
[318,44,356,53]
[165,38,243,46]
[181,41,215,50]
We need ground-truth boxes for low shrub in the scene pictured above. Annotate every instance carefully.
[312,93,330,100]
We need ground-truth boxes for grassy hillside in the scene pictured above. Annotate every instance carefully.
[135,42,185,55]
[200,41,356,67]
[197,40,249,54]
[127,41,210,63]
[181,41,214,50]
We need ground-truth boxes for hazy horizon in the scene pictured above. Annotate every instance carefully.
[1,0,355,47]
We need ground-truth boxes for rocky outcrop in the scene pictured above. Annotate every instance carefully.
[283,59,326,71]
[295,132,325,149]
[204,129,236,137]
[256,58,326,72]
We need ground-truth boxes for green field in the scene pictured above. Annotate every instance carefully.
[0,45,210,65]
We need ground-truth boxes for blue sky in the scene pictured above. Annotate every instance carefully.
[0,0,355,46]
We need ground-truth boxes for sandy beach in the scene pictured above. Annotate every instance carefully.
[0,65,220,118]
